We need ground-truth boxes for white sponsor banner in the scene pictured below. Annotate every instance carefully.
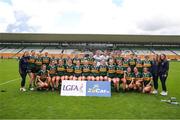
[61,80,86,96]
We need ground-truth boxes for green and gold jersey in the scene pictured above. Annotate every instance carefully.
[50,58,58,64]
[134,72,142,81]
[125,72,135,81]
[83,65,91,74]
[128,58,136,66]
[136,59,143,73]
[99,65,107,76]
[47,65,57,76]
[27,56,36,69]
[74,65,82,74]
[73,58,80,64]
[107,65,116,74]
[122,60,129,68]
[57,64,66,76]
[87,57,94,65]
[37,70,48,81]
[66,64,74,73]
[35,57,43,68]
[91,65,99,76]
[116,65,125,74]
[143,60,152,68]
[80,58,86,65]
[115,56,124,61]
[63,58,69,64]
[42,56,50,65]
[142,72,152,81]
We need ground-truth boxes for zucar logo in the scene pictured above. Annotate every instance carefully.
[86,81,111,97]
[87,84,110,94]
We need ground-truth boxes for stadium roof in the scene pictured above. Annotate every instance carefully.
[0,33,180,45]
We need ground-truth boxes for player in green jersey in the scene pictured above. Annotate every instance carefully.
[35,53,43,73]
[73,54,80,65]
[135,56,143,73]
[82,60,91,81]
[47,60,57,91]
[27,50,36,91]
[42,52,50,66]
[142,67,153,93]
[107,59,118,91]
[133,67,143,91]
[90,61,100,81]
[73,60,82,81]
[143,55,152,72]
[64,59,74,80]
[128,54,136,71]
[51,55,58,65]
[99,60,108,81]
[88,54,94,65]
[122,56,129,70]
[56,59,66,86]
[115,60,126,91]
[36,64,50,90]
[124,67,135,90]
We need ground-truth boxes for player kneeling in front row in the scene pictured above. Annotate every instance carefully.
[142,67,153,93]
[133,67,143,92]
[56,59,66,86]
[47,60,57,91]
[36,64,50,90]
[115,61,126,91]
[124,67,135,91]
[107,59,118,91]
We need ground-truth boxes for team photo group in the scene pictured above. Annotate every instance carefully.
[19,50,169,96]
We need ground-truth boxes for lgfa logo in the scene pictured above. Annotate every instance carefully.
[62,83,84,93]
[87,84,110,94]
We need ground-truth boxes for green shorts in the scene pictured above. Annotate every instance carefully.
[82,72,90,77]
[126,80,132,85]
[91,73,99,77]
[116,74,123,79]
[143,81,151,86]
[108,73,115,78]
[57,72,65,77]
[74,73,82,77]
[50,74,56,77]
[99,72,107,77]
[65,72,73,76]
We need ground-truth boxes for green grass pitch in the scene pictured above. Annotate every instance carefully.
[0,59,180,119]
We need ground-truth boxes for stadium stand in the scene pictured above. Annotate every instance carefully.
[0,33,179,60]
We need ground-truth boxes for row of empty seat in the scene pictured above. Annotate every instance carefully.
[0,46,179,56]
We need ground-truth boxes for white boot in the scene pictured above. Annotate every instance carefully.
[160,91,168,96]
[152,89,158,94]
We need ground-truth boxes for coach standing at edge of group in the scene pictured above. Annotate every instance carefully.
[159,54,169,96]
[19,51,29,92]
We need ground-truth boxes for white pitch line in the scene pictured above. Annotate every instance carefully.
[0,78,19,86]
